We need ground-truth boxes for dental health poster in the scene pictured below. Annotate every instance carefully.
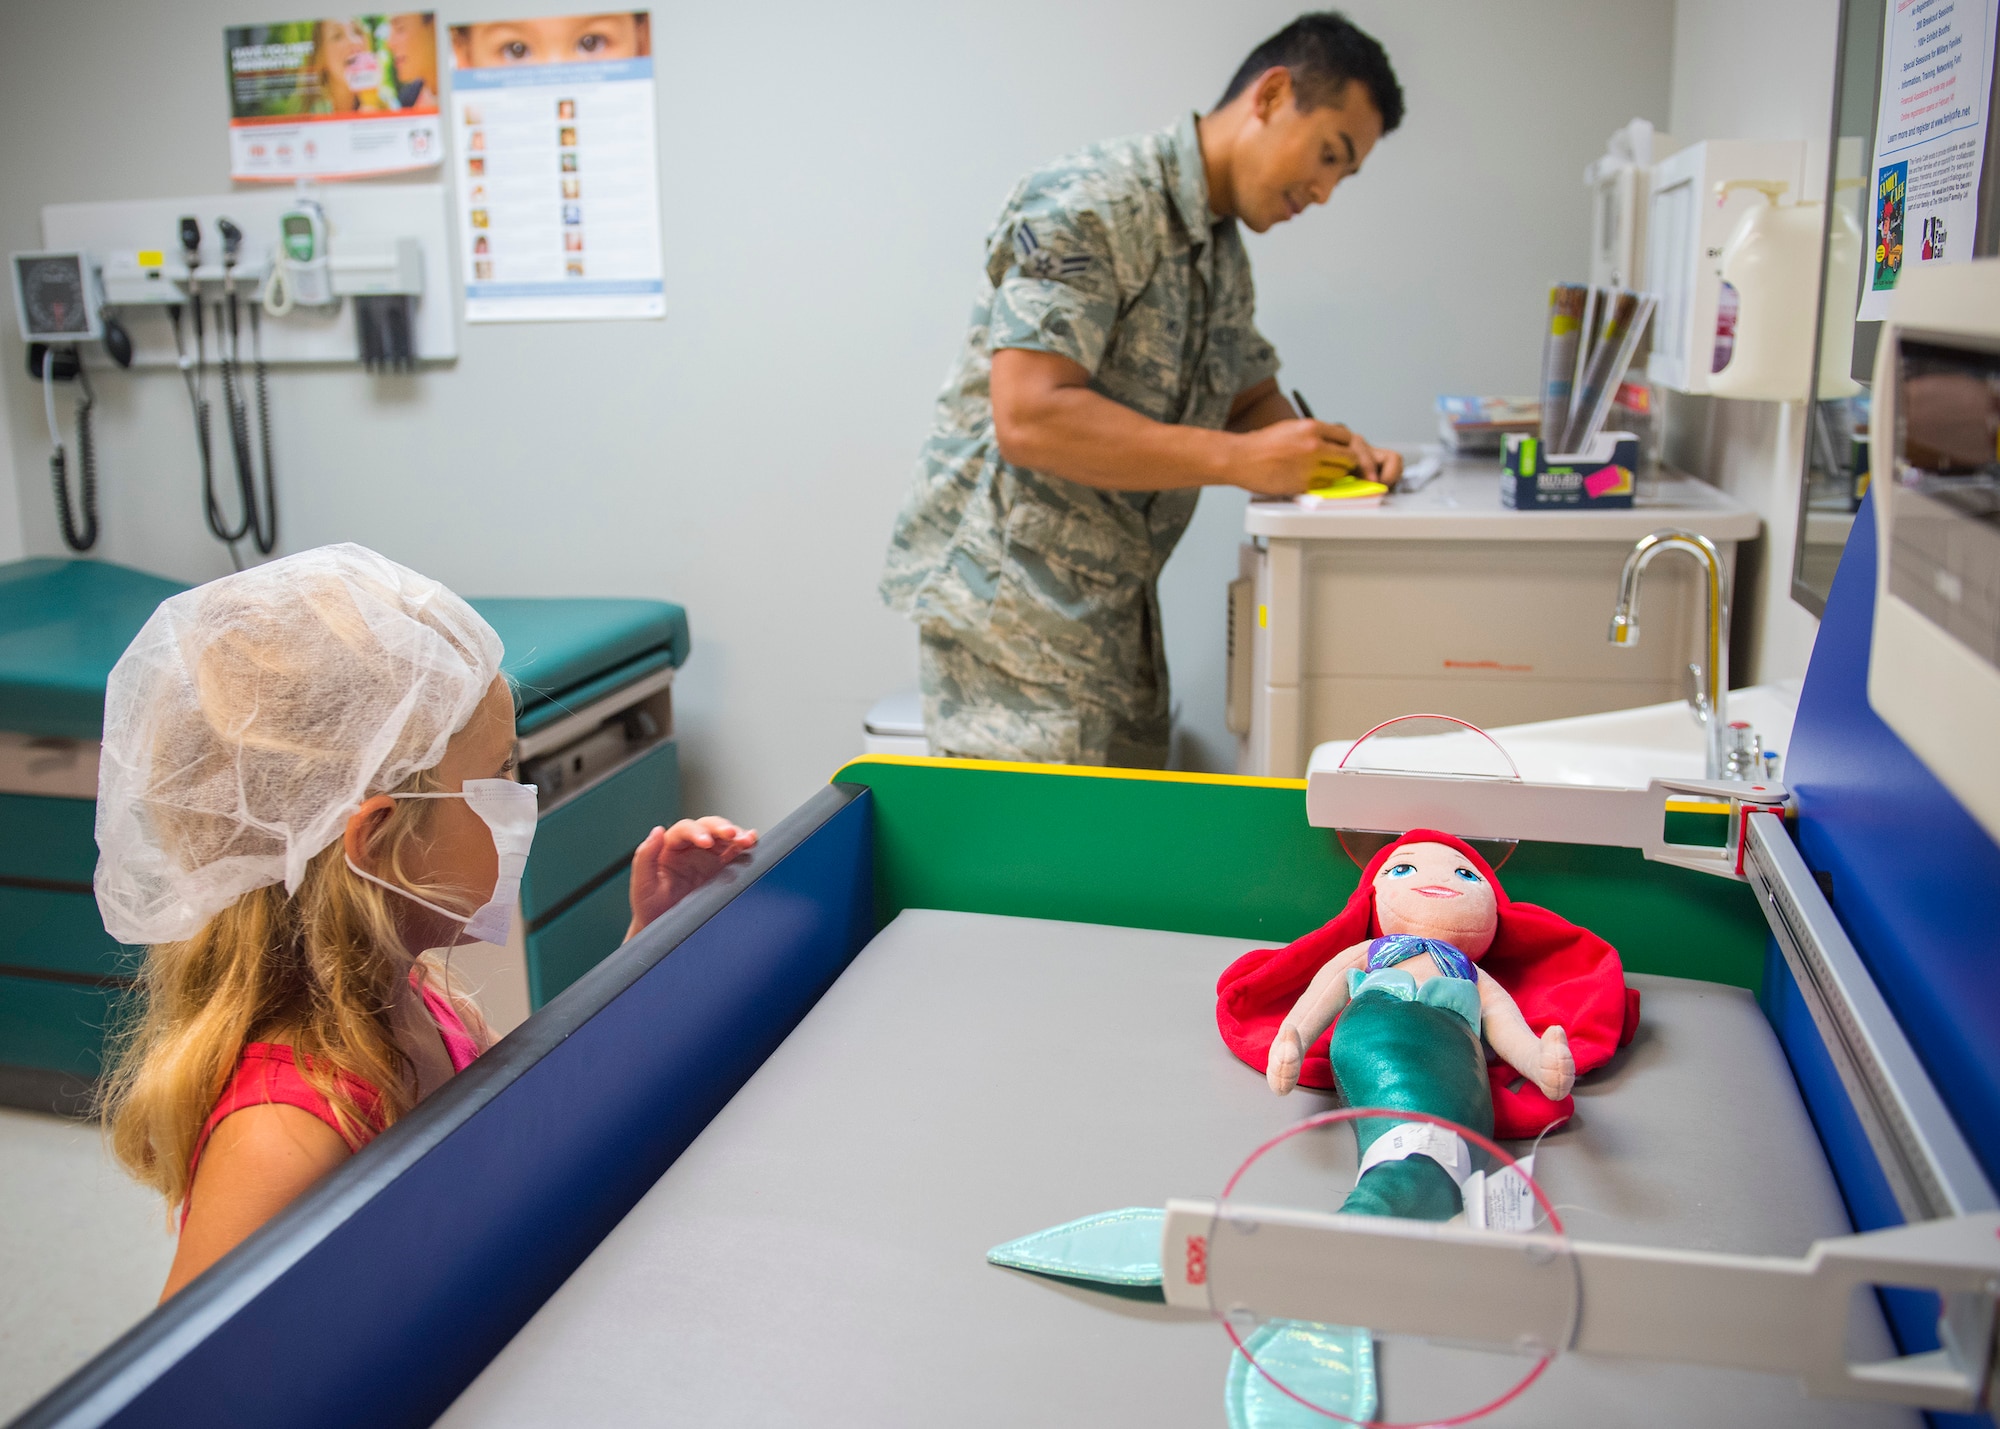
[1858,0,1997,319]
[226,15,443,181]
[450,12,665,322]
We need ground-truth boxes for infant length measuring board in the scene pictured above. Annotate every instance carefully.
[13,548,1995,1428]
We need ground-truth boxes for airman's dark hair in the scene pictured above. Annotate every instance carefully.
[1218,12,1404,134]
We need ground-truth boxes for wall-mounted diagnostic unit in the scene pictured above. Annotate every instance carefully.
[10,185,456,559]
[49,185,452,369]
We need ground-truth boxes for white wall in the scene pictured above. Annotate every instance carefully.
[0,373,20,564]
[1,0,1671,825]
[1666,0,1841,687]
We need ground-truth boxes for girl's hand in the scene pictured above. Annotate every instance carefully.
[626,816,758,939]
[1535,1024,1575,1101]
[1267,1025,1304,1095]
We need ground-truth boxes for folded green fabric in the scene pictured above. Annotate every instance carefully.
[1226,1320,1378,1428]
[986,1207,1165,1292]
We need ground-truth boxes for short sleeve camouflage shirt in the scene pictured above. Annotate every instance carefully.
[879,112,1281,715]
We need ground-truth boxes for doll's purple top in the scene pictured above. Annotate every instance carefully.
[1367,935,1477,982]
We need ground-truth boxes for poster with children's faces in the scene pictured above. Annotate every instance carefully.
[225,14,443,180]
[449,11,664,321]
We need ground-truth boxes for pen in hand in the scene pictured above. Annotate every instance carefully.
[1292,388,1363,486]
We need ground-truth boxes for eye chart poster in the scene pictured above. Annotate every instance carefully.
[449,12,665,322]
[226,14,443,181]
[1858,0,1997,319]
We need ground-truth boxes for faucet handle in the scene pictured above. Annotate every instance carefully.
[1723,721,1763,782]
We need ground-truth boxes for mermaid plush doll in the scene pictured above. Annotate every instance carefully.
[1216,830,1637,1223]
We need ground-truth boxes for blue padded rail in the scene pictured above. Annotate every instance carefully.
[1785,494,2000,1190]
[1777,495,2000,1429]
[15,784,874,1429]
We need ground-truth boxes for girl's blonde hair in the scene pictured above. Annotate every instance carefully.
[102,774,465,1211]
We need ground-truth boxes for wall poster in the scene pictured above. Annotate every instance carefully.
[1859,0,1999,319]
[449,12,665,322]
[226,15,444,181]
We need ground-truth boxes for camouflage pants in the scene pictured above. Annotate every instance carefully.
[918,627,1170,769]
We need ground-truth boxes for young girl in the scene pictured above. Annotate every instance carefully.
[95,545,755,1299]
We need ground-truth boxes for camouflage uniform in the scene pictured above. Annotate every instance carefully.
[880,112,1281,767]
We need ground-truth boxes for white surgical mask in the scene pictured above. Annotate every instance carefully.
[345,778,539,945]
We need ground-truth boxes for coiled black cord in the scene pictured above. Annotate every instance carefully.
[48,351,98,552]
[217,293,278,556]
[173,301,249,559]
[249,303,277,553]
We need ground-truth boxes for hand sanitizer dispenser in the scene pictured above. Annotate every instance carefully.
[1706,180,1824,402]
[1645,141,1805,394]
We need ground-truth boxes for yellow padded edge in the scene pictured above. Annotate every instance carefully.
[835,757,1739,816]
[832,753,1306,792]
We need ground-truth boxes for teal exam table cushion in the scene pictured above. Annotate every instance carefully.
[0,559,189,740]
[467,598,689,737]
[0,560,687,743]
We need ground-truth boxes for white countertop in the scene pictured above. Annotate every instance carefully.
[1244,457,1762,542]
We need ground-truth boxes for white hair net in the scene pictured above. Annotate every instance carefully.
[95,543,506,945]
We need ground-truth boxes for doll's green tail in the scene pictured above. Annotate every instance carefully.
[1329,991,1494,1222]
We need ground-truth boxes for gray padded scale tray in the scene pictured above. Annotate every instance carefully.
[439,910,1915,1428]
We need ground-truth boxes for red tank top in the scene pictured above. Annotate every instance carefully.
[183,973,482,1225]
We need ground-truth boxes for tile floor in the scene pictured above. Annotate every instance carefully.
[0,1107,175,1422]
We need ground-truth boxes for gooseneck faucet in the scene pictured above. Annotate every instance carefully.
[1608,529,1731,780]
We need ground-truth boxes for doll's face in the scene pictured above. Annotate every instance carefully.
[1372,842,1498,957]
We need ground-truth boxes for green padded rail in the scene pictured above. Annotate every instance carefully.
[0,559,188,740]
[832,758,1769,992]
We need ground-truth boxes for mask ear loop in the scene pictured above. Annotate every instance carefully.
[344,854,480,931]
[344,789,482,940]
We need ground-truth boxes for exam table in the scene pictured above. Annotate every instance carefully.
[0,558,690,1112]
[12,501,1996,1427]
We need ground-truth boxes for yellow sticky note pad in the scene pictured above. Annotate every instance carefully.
[1304,475,1389,499]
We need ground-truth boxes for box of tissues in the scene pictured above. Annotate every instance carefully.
[1500,431,1638,509]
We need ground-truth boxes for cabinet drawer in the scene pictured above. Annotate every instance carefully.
[521,740,679,923]
[525,870,630,1009]
[0,885,142,979]
[1298,541,1709,683]
[0,792,98,883]
[0,973,132,1080]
